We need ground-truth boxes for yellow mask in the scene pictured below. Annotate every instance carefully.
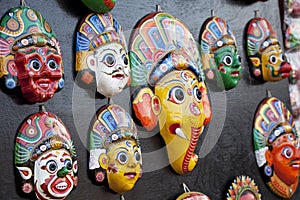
[155,70,206,174]
[99,140,142,194]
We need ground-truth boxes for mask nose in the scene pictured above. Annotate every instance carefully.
[128,162,137,168]
[57,167,69,178]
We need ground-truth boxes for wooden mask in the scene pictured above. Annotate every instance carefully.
[253,96,300,198]
[200,16,241,90]
[14,112,78,199]
[129,10,212,174]
[246,17,291,82]
[89,104,142,194]
[75,12,130,98]
[0,6,64,103]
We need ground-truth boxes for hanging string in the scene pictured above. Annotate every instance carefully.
[39,104,47,112]
[182,183,190,193]
[120,195,125,200]
[156,4,162,12]
[254,10,259,18]
[211,9,215,17]
[152,0,163,11]
[20,0,26,6]
[266,90,272,98]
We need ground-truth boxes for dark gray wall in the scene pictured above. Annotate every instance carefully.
[0,0,298,199]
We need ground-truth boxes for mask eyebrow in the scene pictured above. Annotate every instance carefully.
[95,48,117,56]
[119,47,126,54]
[160,79,185,87]
[41,153,57,161]
[112,147,129,153]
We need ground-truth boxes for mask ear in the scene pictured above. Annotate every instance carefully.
[87,54,96,72]
[132,87,160,131]
[99,154,109,170]
[199,82,212,125]
[16,166,32,180]
[265,149,273,166]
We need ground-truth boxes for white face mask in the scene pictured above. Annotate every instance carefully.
[87,42,130,97]
[34,149,77,199]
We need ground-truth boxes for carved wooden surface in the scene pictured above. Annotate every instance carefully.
[0,0,298,199]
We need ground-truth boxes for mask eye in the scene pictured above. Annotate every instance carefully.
[222,55,233,66]
[269,54,277,64]
[64,159,73,170]
[122,54,128,65]
[46,160,58,173]
[193,86,202,102]
[168,86,185,104]
[29,59,42,71]
[47,58,58,70]
[102,53,115,67]
[237,54,242,63]
[116,151,128,164]
[282,147,293,159]
[280,53,286,61]
[134,151,141,162]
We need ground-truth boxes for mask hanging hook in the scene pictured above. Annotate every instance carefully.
[39,104,47,112]
[254,9,259,18]
[120,195,125,200]
[211,9,215,17]
[182,183,191,193]
[20,0,26,6]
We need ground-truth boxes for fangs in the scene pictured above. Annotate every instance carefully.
[55,182,67,190]
[175,128,188,140]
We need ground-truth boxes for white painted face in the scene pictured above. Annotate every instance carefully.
[34,149,78,200]
[87,42,130,97]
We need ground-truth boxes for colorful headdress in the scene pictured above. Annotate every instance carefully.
[226,176,261,200]
[75,12,126,71]
[15,112,76,166]
[0,6,62,89]
[200,16,236,56]
[129,11,204,88]
[253,97,297,167]
[89,104,139,170]
[246,17,278,57]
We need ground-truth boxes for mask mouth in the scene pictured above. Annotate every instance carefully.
[124,172,137,179]
[112,73,125,79]
[230,70,240,77]
[279,61,292,78]
[289,160,300,169]
[49,176,73,196]
[35,78,50,90]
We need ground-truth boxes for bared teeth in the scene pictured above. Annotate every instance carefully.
[55,182,67,190]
